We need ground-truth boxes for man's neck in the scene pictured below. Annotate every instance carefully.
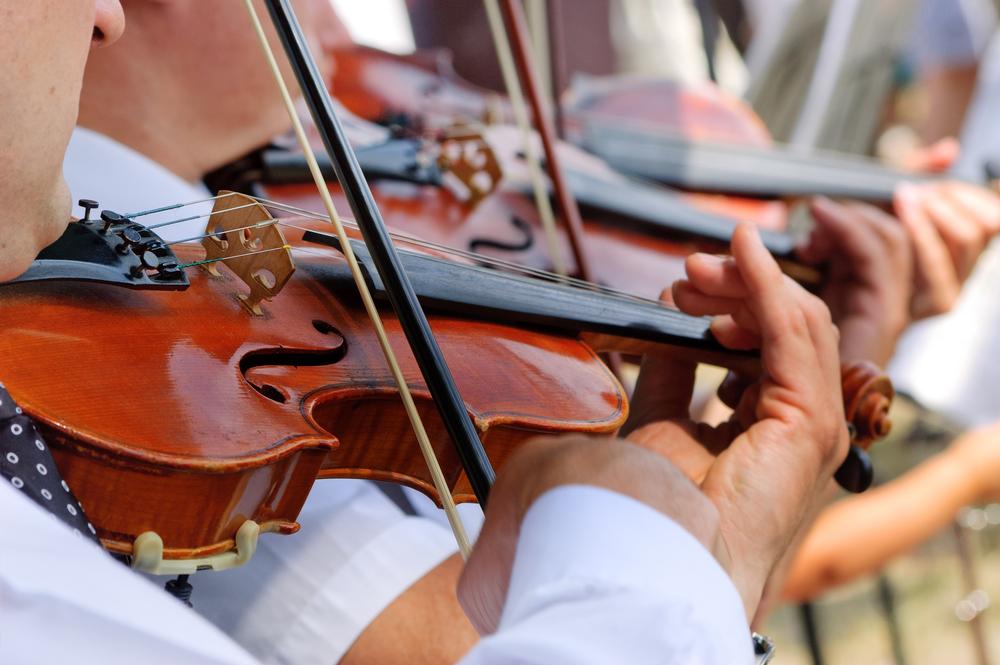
[78,53,277,184]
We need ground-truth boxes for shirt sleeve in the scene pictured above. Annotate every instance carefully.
[911,0,998,69]
[0,481,261,665]
[459,485,754,665]
[185,479,459,664]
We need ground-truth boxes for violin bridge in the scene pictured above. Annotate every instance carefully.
[201,191,295,316]
[436,127,503,206]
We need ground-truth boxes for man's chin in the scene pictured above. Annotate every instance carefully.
[0,251,36,283]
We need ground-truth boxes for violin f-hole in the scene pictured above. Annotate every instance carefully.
[240,320,348,404]
[468,215,535,256]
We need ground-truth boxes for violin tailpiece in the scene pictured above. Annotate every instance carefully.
[201,191,295,316]
[131,520,283,575]
[436,127,503,205]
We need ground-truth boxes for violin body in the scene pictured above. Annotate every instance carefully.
[330,45,787,228]
[2,184,891,562]
[0,241,625,559]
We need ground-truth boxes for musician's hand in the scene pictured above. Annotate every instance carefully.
[894,180,1000,319]
[897,137,960,174]
[456,434,720,635]
[797,197,912,365]
[625,223,849,615]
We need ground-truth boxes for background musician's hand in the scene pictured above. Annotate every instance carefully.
[894,180,1000,319]
[625,223,849,615]
[797,197,912,365]
[897,137,960,174]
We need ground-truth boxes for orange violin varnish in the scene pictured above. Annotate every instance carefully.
[1,243,625,559]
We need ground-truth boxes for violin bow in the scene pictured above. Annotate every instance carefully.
[483,0,593,281]
[544,0,569,139]
[247,0,496,557]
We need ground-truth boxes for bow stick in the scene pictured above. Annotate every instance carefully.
[248,0,498,557]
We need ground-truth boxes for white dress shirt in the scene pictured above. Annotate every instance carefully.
[61,127,460,662]
[0,480,752,664]
[462,485,753,664]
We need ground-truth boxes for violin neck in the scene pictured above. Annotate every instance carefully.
[559,169,797,258]
[256,140,798,259]
[581,120,933,202]
[259,140,444,187]
[302,231,751,367]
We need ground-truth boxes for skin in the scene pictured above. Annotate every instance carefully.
[461,224,850,626]
[624,185,1000,618]
[782,420,1000,601]
[0,0,124,281]
[768,184,1000,605]
[919,66,979,145]
[78,0,349,182]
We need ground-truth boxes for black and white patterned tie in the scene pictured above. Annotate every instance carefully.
[0,383,100,543]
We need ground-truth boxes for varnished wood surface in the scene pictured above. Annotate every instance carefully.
[0,242,625,557]
[330,44,788,228]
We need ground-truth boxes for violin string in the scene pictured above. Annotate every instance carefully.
[254,197,666,308]
[137,191,668,310]
[163,219,278,247]
[278,216,665,309]
[243,0,472,558]
[124,192,241,220]
[163,211,672,312]
[147,200,264,230]
[177,244,292,270]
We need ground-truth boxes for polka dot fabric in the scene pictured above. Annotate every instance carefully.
[0,384,99,543]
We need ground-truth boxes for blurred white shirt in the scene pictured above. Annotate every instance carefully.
[889,29,1000,426]
[0,480,752,664]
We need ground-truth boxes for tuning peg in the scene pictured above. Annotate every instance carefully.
[100,210,126,233]
[78,199,99,222]
[834,444,873,493]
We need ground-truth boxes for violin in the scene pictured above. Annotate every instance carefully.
[330,43,788,227]
[329,44,945,204]
[214,133,808,303]
[1,192,891,570]
[218,52,815,301]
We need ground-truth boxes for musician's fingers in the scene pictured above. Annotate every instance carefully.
[899,137,959,174]
[923,188,988,281]
[674,281,763,341]
[945,183,1000,235]
[805,197,900,272]
[731,224,841,390]
[709,315,761,350]
[672,280,741,317]
[683,253,749,299]
[895,182,961,317]
[623,353,699,435]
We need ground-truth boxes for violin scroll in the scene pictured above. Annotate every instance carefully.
[841,360,894,446]
[829,361,893,494]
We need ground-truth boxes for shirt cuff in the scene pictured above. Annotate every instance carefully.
[502,485,752,658]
